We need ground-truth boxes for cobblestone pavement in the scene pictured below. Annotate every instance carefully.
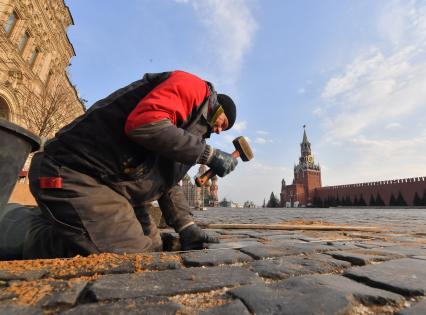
[0,207,425,314]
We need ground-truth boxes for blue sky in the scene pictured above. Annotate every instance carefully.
[66,0,426,206]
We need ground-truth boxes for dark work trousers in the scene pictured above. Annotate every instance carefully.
[23,153,192,258]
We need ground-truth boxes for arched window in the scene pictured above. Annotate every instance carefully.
[0,97,9,120]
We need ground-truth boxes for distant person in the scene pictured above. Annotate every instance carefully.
[0,71,238,259]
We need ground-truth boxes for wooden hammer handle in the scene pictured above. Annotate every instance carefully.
[195,151,240,187]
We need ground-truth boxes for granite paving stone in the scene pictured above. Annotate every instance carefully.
[379,246,426,257]
[62,296,180,315]
[355,243,383,249]
[362,241,402,247]
[259,234,298,241]
[181,249,253,267]
[139,253,182,271]
[40,280,88,307]
[245,231,296,238]
[240,243,332,259]
[207,240,260,249]
[324,241,359,250]
[216,230,254,236]
[250,253,351,279]
[412,256,426,260]
[344,258,426,296]
[396,298,426,315]
[200,299,250,315]
[0,289,17,301]
[297,236,322,242]
[229,274,405,315]
[326,249,404,265]
[51,258,136,279]
[0,304,40,315]
[0,269,48,281]
[89,266,259,300]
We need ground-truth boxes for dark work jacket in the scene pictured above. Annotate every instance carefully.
[44,72,214,203]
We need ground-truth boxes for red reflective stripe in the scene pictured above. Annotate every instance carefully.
[39,177,62,188]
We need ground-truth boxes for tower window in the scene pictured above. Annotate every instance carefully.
[4,10,18,36]
[18,31,30,53]
[29,47,40,68]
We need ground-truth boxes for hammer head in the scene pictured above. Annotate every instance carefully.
[232,136,254,162]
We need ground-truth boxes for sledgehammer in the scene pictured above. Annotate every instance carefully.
[195,136,253,187]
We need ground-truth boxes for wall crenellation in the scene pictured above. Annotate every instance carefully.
[321,176,426,191]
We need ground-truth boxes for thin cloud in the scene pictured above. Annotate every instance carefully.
[177,0,258,86]
[256,130,269,135]
[233,121,247,132]
[385,122,402,129]
[255,137,273,144]
[315,1,426,186]
[320,1,426,141]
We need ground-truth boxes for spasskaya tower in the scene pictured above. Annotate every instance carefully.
[280,126,322,207]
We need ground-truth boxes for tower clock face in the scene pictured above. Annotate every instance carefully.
[307,155,314,164]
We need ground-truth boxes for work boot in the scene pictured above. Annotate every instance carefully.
[179,224,219,250]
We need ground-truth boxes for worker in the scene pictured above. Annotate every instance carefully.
[6,71,238,259]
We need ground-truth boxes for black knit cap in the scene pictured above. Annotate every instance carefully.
[217,94,236,130]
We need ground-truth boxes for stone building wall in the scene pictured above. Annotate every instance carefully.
[0,0,84,137]
[314,176,426,207]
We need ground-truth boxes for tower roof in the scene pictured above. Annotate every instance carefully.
[302,125,309,144]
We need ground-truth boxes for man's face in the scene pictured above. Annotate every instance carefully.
[212,112,229,134]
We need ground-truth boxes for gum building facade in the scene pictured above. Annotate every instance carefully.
[0,0,84,138]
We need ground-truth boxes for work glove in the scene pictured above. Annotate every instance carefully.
[179,224,219,250]
[207,149,238,177]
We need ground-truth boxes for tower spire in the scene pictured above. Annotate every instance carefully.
[302,125,308,143]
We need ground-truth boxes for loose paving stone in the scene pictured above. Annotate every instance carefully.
[229,274,404,315]
[0,304,40,315]
[200,299,250,315]
[207,240,260,249]
[181,249,253,267]
[344,258,426,296]
[240,243,332,259]
[397,298,426,315]
[250,253,351,279]
[62,296,180,315]
[89,266,259,300]
[41,280,88,307]
[326,249,404,265]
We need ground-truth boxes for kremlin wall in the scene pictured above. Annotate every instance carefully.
[280,128,426,208]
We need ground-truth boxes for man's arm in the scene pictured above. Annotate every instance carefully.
[126,119,212,165]
[125,71,212,165]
